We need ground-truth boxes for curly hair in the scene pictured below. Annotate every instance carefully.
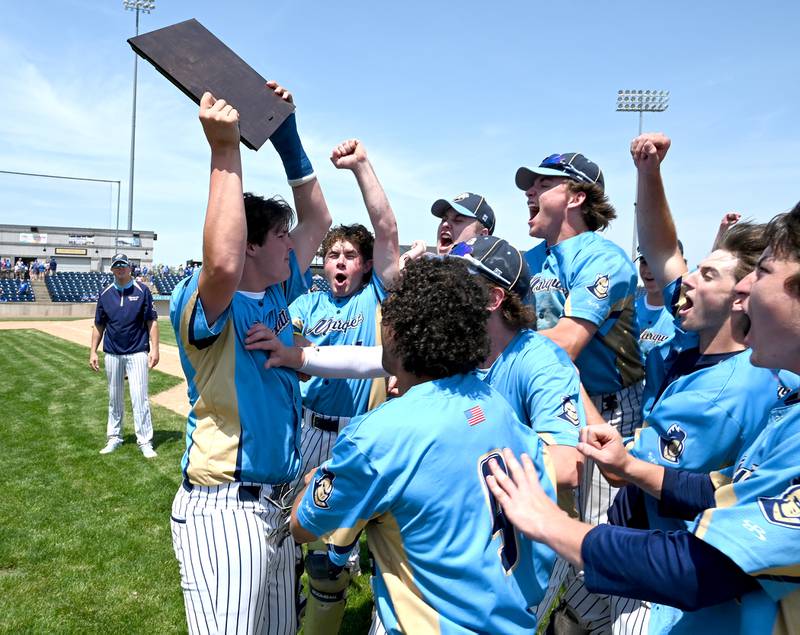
[320,224,374,262]
[382,258,490,378]
[566,181,617,231]
[764,201,800,296]
[243,192,295,246]
[717,221,768,282]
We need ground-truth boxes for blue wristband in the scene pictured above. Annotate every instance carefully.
[269,113,314,186]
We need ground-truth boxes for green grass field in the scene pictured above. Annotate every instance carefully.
[0,329,372,634]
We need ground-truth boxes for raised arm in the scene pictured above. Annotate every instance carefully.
[330,139,400,285]
[630,133,687,288]
[196,92,246,326]
[266,81,332,272]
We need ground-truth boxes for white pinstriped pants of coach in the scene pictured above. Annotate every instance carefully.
[104,351,152,446]
[171,480,289,635]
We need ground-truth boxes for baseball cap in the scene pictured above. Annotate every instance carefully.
[431,192,496,234]
[515,153,605,192]
[450,235,530,301]
[110,253,131,268]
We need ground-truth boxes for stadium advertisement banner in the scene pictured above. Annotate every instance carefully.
[68,234,95,245]
[55,247,88,256]
[117,236,141,247]
[19,232,47,244]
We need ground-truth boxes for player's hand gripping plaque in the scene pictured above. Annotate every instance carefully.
[128,18,294,150]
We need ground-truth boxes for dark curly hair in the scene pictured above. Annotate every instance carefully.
[764,201,800,296]
[320,224,374,262]
[565,181,617,231]
[382,258,490,378]
[243,192,295,246]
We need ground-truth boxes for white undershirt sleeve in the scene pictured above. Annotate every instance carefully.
[299,345,388,379]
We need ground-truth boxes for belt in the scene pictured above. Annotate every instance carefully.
[303,408,350,434]
[182,478,262,503]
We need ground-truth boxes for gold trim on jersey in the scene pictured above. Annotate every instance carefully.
[181,290,242,485]
[367,512,442,635]
[694,480,739,540]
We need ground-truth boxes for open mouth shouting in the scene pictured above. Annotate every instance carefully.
[437,229,453,254]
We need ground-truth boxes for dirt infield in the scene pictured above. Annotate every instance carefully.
[0,318,190,416]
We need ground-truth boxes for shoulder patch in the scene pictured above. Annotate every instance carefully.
[659,423,687,464]
[312,468,336,509]
[586,273,610,300]
[759,484,800,529]
[557,396,580,427]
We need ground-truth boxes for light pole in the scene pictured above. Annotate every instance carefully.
[616,89,669,258]
[123,0,155,232]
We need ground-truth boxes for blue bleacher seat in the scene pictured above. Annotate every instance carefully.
[44,271,114,302]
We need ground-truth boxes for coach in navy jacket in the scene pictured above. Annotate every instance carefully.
[89,253,160,458]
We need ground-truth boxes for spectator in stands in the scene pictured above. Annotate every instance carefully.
[14,259,24,280]
[48,256,57,277]
[177,265,184,278]
[161,264,169,276]
[19,278,31,297]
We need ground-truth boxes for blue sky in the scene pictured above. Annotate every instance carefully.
[1,0,798,267]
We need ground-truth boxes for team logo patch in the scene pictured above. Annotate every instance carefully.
[659,424,686,463]
[557,396,580,427]
[453,192,470,202]
[465,405,486,426]
[586,274,610,300]
[312,468,336,509]
[758,484,800,530]
[777,385,791,399]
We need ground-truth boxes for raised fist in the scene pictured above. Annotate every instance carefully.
[330,139,368,170]
[199,92,240,149]
[630,132,671,172]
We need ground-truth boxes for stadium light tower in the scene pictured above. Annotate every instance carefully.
[616,89,669,258]
[123,0,155,232]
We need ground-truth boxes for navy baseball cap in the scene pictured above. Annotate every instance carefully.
[450,235,530,301]
[431,192,496,234]
[111,253,131,268]
[515,153,605,193]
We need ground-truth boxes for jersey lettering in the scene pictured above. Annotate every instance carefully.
[306,314,364,337]
[479,452,519,574]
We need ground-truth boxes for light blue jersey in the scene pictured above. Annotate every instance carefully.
[289,274,386,417]
[474,329,585,447]
[169,255,305,486]
[524,232,643,396]
[649,389,800,635]
[635,293,677,364]
[631,351,794,533]
[296,373,557,634]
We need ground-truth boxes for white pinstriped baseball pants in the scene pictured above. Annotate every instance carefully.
[535,381,645,635]
[171,480,289,635]
[104,351,153,446]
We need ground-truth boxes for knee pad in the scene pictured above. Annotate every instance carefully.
[303,550,350,635]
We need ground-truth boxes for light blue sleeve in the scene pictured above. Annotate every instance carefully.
[169,268,231,346]
[296,429,391,562]
[524,355,584,447]
[564,250,633,326]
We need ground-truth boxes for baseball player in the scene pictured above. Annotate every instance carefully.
[592,133,799,634]
[397,191,496,270]
[168,83,331,635]
[515,152,644,629]
[265,138,399,635]
[248,236,587,492]
[487,201,800,633]
[90,252,159,458]
[290,257,558,633]
[634,244,683,365]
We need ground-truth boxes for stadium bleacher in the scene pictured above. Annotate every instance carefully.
[46,271,114,303]
[152,273,183,295]
[0,278,35,302]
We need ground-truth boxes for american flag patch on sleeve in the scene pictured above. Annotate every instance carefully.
[465,405,486,426]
